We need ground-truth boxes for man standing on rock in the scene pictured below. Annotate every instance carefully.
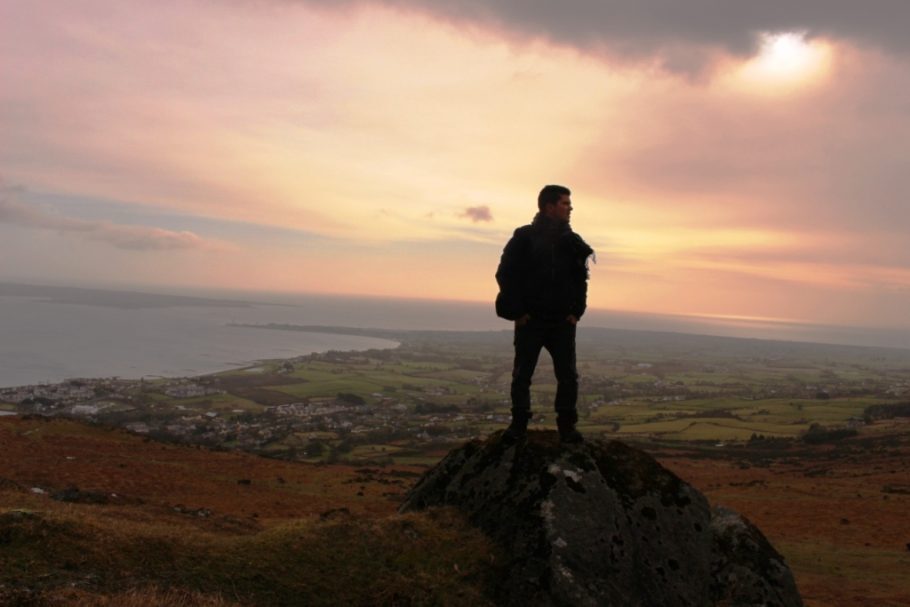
[495,185,594,443]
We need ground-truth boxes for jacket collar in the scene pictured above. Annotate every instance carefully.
[531,212,570,232]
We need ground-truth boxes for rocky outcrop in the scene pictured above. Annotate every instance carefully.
[401,431,802,607]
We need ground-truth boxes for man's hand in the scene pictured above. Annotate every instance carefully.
[566,315,578,326]
[515,314,531,328]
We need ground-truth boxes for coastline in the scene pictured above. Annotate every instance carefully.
[0,328,399,391]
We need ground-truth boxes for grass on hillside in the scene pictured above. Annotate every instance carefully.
[0,504,498,607]
[778,541,910,607]
[0,417,499,607]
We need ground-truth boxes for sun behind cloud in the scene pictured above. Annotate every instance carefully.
[735,31,832,91]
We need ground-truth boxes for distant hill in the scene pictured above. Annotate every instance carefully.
[0,282,256,310]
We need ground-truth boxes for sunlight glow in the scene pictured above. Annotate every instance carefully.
[736,31,831,91]
[679,312,805,325]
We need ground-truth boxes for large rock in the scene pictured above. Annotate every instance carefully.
[401,431,802,607]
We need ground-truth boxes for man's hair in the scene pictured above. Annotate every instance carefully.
[537,184,571,211]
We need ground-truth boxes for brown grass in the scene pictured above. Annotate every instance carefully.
[656,424,910,607]
[0,417,498,606]
[3,416,909,606]
[28,586,242,607]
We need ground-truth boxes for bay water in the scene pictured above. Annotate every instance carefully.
[2,282,908,389]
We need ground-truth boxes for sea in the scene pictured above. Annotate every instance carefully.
[0,284,402,388]
[1,282,908,389]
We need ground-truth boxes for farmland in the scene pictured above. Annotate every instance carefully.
[4,325,909,465]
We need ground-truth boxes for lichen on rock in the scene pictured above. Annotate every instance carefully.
[401,430,802,607]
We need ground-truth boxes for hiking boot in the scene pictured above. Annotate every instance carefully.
[557,412,583,444]
[558,425,584,444]
[503,412,531,442]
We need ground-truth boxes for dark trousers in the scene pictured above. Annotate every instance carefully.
[510,319,578,423]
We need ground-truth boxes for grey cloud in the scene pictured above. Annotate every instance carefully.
[302,1,910,69]
[0,186,212,251]
[460,205,493,223]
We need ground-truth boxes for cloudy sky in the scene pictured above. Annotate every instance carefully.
[2,1,909,329]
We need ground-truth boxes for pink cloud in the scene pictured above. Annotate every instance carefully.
[460,206,493,223]
[0,185,216,252]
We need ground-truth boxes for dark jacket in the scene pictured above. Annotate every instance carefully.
[495,214,594,322]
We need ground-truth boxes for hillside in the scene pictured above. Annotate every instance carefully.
[0,416,496,606]
[2,415,909,606]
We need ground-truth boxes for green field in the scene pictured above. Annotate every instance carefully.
[205,328,909,460]
[9,325,908,465]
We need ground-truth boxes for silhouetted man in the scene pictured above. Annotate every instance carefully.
[495,185,594,443]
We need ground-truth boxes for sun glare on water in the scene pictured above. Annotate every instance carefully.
[735,31,831,91]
